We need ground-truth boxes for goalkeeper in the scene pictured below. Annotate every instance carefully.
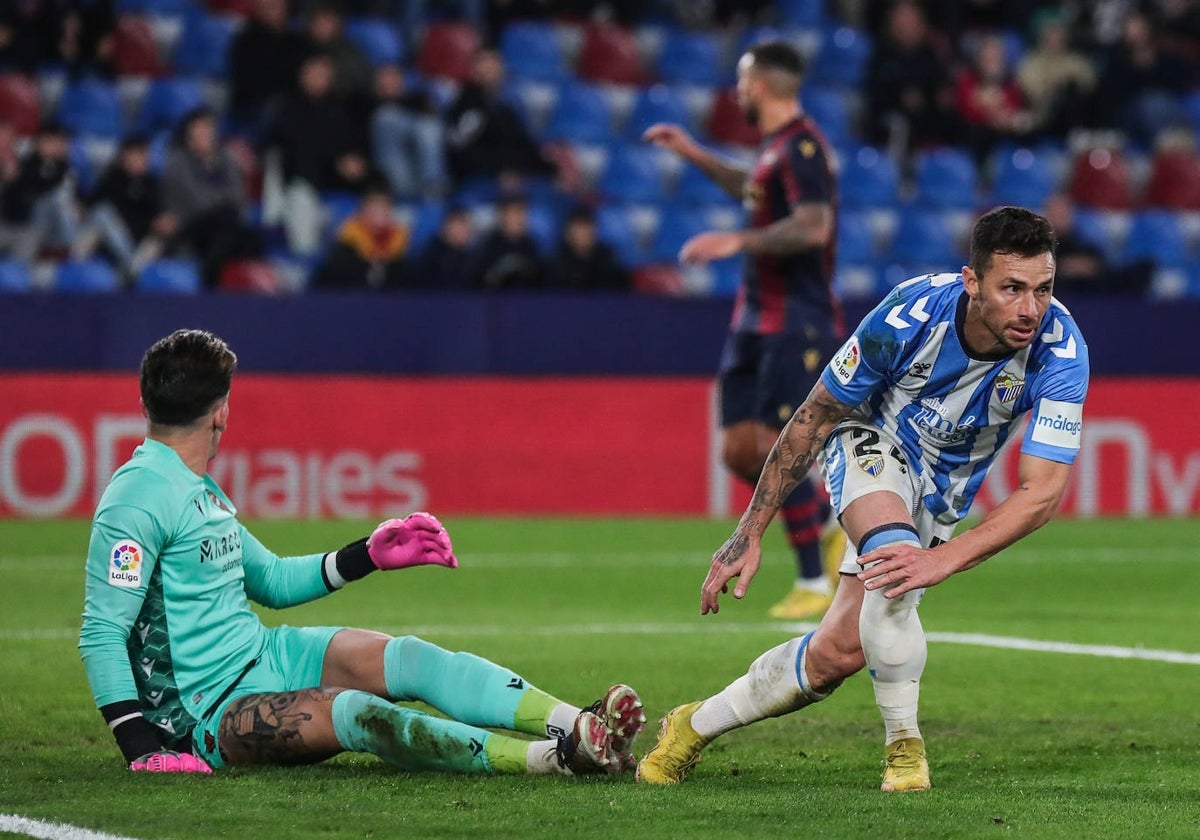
[80,329,644,776]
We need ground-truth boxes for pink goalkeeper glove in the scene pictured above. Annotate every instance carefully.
[367,512,458,571]
[130,750,213,773]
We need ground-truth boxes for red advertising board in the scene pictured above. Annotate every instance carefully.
[0,374,1196,518]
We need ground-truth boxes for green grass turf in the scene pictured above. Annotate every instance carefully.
[1,517,1198,839]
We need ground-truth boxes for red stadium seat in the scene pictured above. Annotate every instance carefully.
[418,22,480,83]
[1068,147,1134,210]
[576,23,646,86]
[0,74,40,137]
[205,0,256,15]
[113,15,164,78]
[1144,149,1200,211]
[218,260,282,293]
[706,87,760,149]
[632,265,686,295]
[225,137,262,201]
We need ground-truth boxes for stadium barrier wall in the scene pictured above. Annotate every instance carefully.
[0,374,1196,519]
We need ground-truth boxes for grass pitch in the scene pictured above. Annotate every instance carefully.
[1,516,1197,840]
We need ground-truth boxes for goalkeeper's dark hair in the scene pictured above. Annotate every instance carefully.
[744,41,805,88]
[969,206,1057,277]
[140,329,237,426]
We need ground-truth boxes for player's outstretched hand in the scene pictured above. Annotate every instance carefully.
[130,750,213,773]
[367,512,458,571]
[700,531,762,615]
[857,543,953,598]
[680,231,743,265]
[642,123,694,155]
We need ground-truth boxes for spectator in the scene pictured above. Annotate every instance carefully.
[864,1,959,154]
[956,33,1031,161]
[0,121,81,263]
[266,52,371,255]
[369,64,447,200]
[228,0,307,133]
[0,0,114,77]
[472,194,544,289]
[548,207,630,292]
[408,204,476,290]
[74,134,176,281]
[303,3,374,100]
[312,183,410,289]
[162,108,260,287]
[0,120,20,248]
[1016,8,1097,139]
[445,47,556,189]
[1043,191,1150,295]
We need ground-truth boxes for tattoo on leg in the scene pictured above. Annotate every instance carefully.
[218,689,337,765]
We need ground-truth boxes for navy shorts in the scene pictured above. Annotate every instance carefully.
[718,328,842,428]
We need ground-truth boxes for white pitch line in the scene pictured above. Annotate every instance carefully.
[0,814,144,840]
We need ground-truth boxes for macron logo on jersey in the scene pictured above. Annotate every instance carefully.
[1030,399,1084,450]
[109,539,144,588]
[831,336,860,384]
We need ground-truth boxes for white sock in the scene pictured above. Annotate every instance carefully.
[545,703,579,739]
[874,680,922,744]
[796,576,833,595]
[525,739,566,774]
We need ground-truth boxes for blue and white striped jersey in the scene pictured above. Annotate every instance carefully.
[820,273,1089,525]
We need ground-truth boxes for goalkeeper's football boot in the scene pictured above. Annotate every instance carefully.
[554,710,611,775]
[767,586,834,620]
[819,516,849,589]
[586,684,646,772]
[636,701,709,785]
[881,737,931,792]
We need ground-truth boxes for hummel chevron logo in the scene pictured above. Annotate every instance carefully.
[885,295,931,329]
[1051,336,1077,359]
[506,678,524,690]
[1039,318,1077,358]
[1041,319,1063,343]
[469,738,483,756]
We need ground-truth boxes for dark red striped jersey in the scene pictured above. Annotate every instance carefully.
[731,114,842,336]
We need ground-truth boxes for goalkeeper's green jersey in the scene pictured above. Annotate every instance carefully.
[79,439,330,748]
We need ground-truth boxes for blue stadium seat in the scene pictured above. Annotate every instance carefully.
[0,259,33,292]
[776,0,825,27]
[595,206,641,266]
[676,164,735,205]
[541,81,613,145]
[172,13,236,78]
[345,19,405,67]
[837,209,875,264]
[1185,91,1200,136]
[648,208,709,264]
[501,21,566,84]
[841,145,899,208]
[525,201,562,254]
[801,87,852,147]
[914,147,979,209]
[1186,264,1200,299]
[1121,210,1190,268]
[656,30,726,87]
[625,85,692,142]
[597,145,668,204]
[1071,208,1123,261]
[991,146,1060,208]
[57,79,124,139]
[709,256,743,297]
[68,139,97,193]
[137,78,205,134]
[889,210,961,267]
[807,26,872,89]
[116,0,196,12]
[137,259,201,293]
[55,259,120,293]
[322,191,362,235]
[736,27,785,58]
[407,201,445,251]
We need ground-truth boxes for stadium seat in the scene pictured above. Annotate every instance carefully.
[524,201,561,254]
[801,86,852,148]
[541,81,613,145]
[405,201,445,251]
[137,259,202,293]
[708,256,742,297]
[0,74,40,137]
[418,22,480,83]
[172,13,236,78]
[113,15,165,77]
[577,23,646,86]
[595,206,642,266]
[57,79,125,139]
[841,145,899,208]
[344,19,404,68]
[501,21,566,84]
[137,78,205,134]
[597,145,669,204]
[218,259,281,292]
[205,0,254,14]
[656,30,726,87]
[837,208,876,264]
[0,259,34,293]
[913,147,979,209]
[776,0,825,27]
[648,208,709,264]
[1144,149,1200,211]
[55,259,120,293]
[625,85,693,141]
[706,87,760,148]
[676,164,735,205]
[1069,148,1134,210]
[116,0,196,12]
[632,264,686,294]
[1120,210,1191,268]
[807,26,872,89]
[322,191,361,236]
[991,146,1060,209]
[889,210,961,267]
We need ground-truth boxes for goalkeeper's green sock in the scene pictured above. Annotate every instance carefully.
[331,690,561,773]
[383,636,579,737]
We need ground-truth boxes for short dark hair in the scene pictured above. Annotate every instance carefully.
[140,330,238,426]
[745,40,806,80]
[969,206,1057,277]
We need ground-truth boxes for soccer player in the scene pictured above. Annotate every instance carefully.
[643,40,846,620]
[637,207,1088,791]
[80,329,645,776]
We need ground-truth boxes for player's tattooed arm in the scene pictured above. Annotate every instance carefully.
[739,204,833,255]
[218,689,341,766]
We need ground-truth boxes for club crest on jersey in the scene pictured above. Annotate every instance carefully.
[831,337,860,384]
[206,489,231,513]
[109,540,143,588]
[995,372,1025,404]
[856,453,885,477]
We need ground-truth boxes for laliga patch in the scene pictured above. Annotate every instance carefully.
[831,337,860,385]
[109,539,144,588]
[1030,399,1083,450]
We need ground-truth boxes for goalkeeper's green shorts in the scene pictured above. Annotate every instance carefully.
[191,624,344,768]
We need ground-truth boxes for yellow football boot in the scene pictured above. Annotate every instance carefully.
[881,737,931,792]
[636,702,708,785]
[767,586,834,620]
[819,518,849,589]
